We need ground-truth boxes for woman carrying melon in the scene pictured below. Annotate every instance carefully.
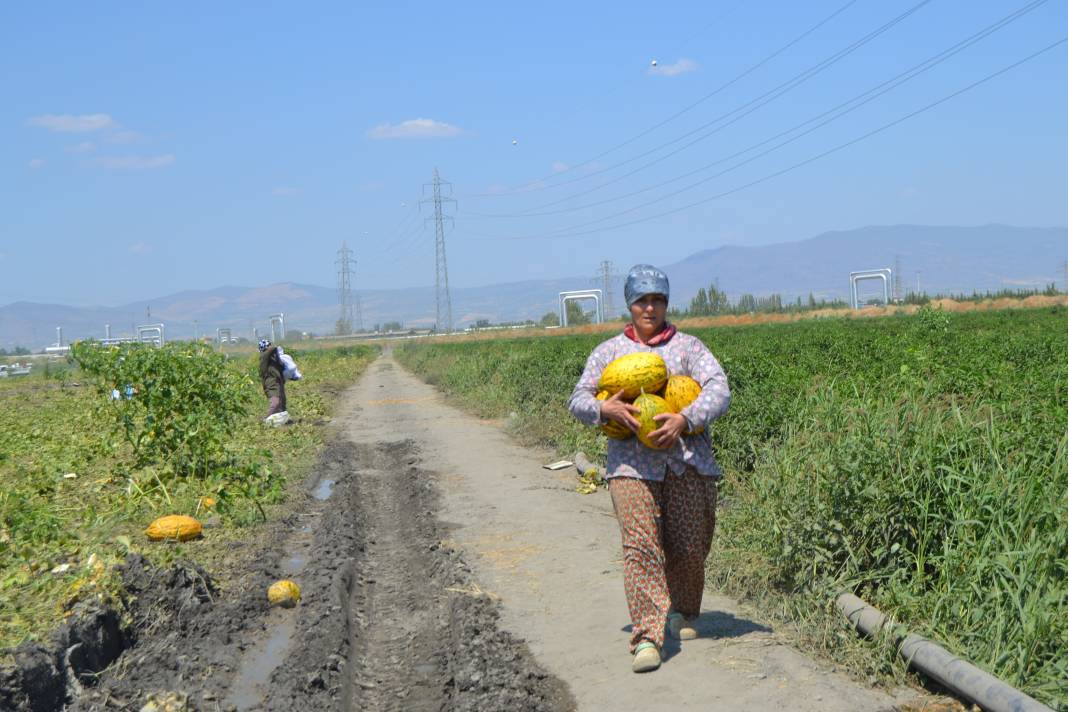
[567,264,731,673]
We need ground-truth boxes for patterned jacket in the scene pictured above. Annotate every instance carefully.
[568,330,731,481]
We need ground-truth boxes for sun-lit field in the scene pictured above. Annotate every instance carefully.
[0,343,377,655]
[396,305,1068,709]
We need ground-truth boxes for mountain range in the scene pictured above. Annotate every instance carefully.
[3,224,1064,350]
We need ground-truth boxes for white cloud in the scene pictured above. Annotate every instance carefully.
[104,130,141,144]
[27,158,45,169]
[272,186,301,197]
[27,113,118,133]
[366,118,462,140]
[66,142,96,154]
[96,154,175,170]
[551,161,569,174]
[648,58,698,77]
[129,242,152,255]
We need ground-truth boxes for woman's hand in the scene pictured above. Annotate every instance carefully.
[649,412,687,448]
[600,390,642,433]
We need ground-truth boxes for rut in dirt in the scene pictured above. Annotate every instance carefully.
[360,440,574,711]
[51,434,573,712]
[241,438,574,712]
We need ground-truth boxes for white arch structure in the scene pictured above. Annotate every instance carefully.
[137,323,165,346]
[558,289,603,326]
[849,269,892,309]
[269,313,286,341]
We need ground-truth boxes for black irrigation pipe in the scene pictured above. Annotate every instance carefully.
[836,593,1053,712]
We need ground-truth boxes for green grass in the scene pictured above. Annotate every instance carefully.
[0,344,377,654]
[396,306,1068,710]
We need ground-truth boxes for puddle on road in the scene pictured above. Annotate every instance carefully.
[282,551,306,575]
[312,478,336,500]
[226,610,297,711]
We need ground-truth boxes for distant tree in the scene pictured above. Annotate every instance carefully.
[334,318,352,336]
[737,294,757,312]
[473,319,491,329]
[756,293,783,312]
[539,311,559,327]
[708,284,730,314]
[689,288,710,316]
[381,321,404,332]
[565,300,590,325]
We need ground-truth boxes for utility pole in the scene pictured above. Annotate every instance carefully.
[336,242,357,335]
[592,261,616,318]
[893,255,903,302]
[421,168,455,333]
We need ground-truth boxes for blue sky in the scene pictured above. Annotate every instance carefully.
[2,0,1066,306]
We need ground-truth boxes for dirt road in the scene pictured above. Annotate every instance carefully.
[338,351,918,712]
[53,350,926,711]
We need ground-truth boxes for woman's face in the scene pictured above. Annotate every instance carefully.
[629,293,668,337]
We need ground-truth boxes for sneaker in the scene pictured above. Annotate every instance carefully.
[631,641,661,673]
[667,612,698,640]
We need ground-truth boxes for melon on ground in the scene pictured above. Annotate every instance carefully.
[268,579,301,608]
[145,515,203,542]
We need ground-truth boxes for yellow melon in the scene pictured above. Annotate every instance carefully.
[662,375,705,435]
[634,392,672,450]
[662,375,701,412]
[145,515,203,542]
[598,352,668,401]
[596,390,634,440]
[268,579,301,608]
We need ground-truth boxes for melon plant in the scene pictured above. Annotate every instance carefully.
[598,352,668,400]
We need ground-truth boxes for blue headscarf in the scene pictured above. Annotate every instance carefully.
[624,264,670,307]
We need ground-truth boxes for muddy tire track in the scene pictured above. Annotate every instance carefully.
[42,435,571,712]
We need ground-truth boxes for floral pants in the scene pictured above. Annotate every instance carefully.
[608,469,718,652]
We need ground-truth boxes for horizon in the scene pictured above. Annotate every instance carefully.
[3,221,1065,310]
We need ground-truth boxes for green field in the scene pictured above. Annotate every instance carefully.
[0,343,377,654]
[397,306,1068,710]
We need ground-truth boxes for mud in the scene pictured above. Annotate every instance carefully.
[5,434,572,711]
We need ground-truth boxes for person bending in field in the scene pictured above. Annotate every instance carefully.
[258,339,286,419]
[567,264,731,673]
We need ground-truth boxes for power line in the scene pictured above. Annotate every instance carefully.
[493,35,1068,241]
[531,2,750,142]
[421,168,455,333]
[467,0,932,209]
[470,0,1047,220]
[464,0,863,198]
